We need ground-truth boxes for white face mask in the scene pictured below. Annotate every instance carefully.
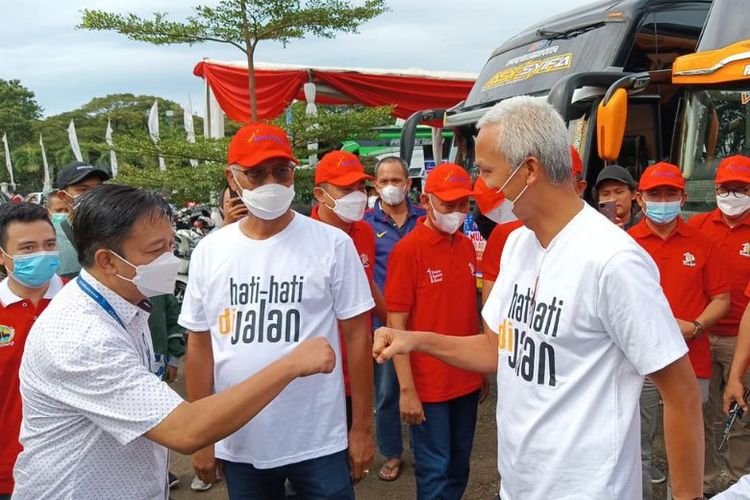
[325,190,368,223]
[233,171,295,221]
[485,199,518,224]
[497,160,529,213]
[429,196,467,235]
[367,195,378,209]
[112,251,181,298]
[380,185,407,206]
[716,195,750,217]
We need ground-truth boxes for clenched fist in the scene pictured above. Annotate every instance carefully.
[289,337,336,377]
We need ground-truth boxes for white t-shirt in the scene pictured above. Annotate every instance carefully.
[179,213,374,468]
[713,474,750,499]
[14,270,184,500]
[483,203,687,500]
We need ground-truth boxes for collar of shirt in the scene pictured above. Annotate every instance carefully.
[630,216,691,241]
[78,269,146,327]
[707,207,750,229]
[0,274,64,307]
[372,198,425,225]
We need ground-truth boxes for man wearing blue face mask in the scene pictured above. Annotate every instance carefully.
[0,202,62,500]
[629,162,731,500]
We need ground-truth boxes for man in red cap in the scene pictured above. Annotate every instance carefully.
[384,162,483,500]
[629,162,730,500]
[180,124,375,499]
[311,149,385,426]
[689,154,750,493]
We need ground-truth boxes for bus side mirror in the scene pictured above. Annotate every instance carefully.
[597,88,628,162]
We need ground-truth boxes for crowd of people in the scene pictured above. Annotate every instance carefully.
[0,95,749,500]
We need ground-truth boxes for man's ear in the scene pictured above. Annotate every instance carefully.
[524,157,543,186]
[312,186,328,205]
[420,193,431,211]
[635,192,646,211]
[94,248,120,276]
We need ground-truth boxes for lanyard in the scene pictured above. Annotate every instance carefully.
[77,276,152,371]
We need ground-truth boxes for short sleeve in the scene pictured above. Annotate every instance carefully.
[178,244,208,332]
[482,273,504,335]
[44,328,184,446]
[384,240,417,313]
[597,248,688,376]
[331,237,375,320]
[704,242,730,298]
[481,226,503,283]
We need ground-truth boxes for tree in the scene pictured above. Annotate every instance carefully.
[0,79,43,147]
[79,0,389,122]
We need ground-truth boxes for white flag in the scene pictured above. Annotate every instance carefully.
[39,134,51,191]
[184,97,198,167]
[105,119,118,178]
[67,120,83,162]
[1,133,14,187]
[148,100,166,171]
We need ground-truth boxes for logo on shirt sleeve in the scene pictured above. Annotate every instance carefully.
[682,252,696,267]
[0,324,15,348]
[741,243,750,257]
[360,253,370,269]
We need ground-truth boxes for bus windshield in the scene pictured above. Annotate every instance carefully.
[677,88,750,212]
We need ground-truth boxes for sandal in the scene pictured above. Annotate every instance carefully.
[377,459,402,482]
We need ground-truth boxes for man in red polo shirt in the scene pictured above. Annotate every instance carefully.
[312,150,385,425]
[628,162,730,500]
[689,154,750,493]
[0,203,63,499]
[385,162,483,500]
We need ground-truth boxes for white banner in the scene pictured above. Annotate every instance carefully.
[40,134,52,191]
[184,97,198,167]
[148,100,166,171]
[304,82,319,166]
[67,120,83,162]
[105,119,118,178]
[2,133,14,187]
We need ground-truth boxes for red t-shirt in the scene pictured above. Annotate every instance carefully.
[628,218,729,378]
[481,220,525,283]
[310,206,374,395]
[385,218,483,403]
[688,209,750,336]
[0,276,64,493]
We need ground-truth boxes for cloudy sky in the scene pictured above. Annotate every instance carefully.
[1,0,593,118]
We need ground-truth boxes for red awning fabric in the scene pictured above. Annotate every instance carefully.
[194,60,476,123]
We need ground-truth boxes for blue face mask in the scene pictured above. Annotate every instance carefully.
[645,200,682,224]
[50,213,68,224]
[3,250,61,288]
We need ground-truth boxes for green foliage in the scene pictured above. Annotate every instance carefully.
[0,79,43,147]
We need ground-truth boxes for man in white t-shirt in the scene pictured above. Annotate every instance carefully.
[180,123,375,499]
[373,96,705,500]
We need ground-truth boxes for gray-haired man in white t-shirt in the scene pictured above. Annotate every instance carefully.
[373,96,705,500]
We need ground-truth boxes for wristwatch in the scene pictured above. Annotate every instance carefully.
[690,320,704,339]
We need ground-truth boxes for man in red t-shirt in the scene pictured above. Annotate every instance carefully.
[312,150,385,427]
[0,203,64,499]
[689,155,750,492]
[629,162,730,500]
[385,163,483,500]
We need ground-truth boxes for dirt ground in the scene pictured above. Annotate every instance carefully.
[168,375,731,500]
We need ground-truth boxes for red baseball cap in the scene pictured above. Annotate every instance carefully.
[227,123,297,168]
[425,163,473,202]
[638,162,686,191]
[315,151,374,186]
[474,176,505,215]
[570,146,583,177]
[716,155,750,184]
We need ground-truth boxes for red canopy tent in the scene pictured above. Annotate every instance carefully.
[193,60,477,124]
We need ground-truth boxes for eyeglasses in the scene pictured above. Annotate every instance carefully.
[232,164,294,185]
[716,186,750,198]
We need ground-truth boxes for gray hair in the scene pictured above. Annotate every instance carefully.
[477,96,572,185]
[375,156,409,179]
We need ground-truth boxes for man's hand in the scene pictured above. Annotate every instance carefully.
[222,197,248,226]
[373,327,416,364]
[399,388,426,425]
[348,429,374,484]
[724,379,749,414]
[676,319,697,339]
[166,365,178,383]
[192,445,223,484]
[287,337,336,377]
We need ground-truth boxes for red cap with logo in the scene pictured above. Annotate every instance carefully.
[314,150,374,186]
[638,162,686,191]
[570,146,583,177]
[227,123,297,169]
[425,163,473,202]
[716,155,750,184]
